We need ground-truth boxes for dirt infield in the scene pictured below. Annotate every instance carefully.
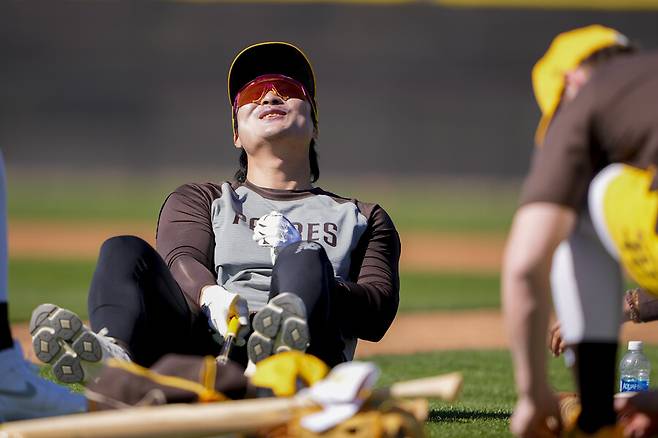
[13,311,508,363]
[10,220,658,359]
[8,221,503,272]
[8,220,508,360]
[12,310,658,363]
[13,221,658,359]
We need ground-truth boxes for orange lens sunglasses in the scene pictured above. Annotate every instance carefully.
[233,74,310,110]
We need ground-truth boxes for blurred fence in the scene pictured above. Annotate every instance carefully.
[1,2,657,177]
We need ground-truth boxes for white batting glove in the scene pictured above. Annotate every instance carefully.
[200,285,250,346]
[252,211,302,264]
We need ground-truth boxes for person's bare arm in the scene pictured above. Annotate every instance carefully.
[616,390,658,438]
[502,202,576,437]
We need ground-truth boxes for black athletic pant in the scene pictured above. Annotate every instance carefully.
[271,241,345,367]
[88,236,345,368]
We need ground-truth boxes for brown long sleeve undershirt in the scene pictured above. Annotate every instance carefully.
[335,204,400,341]
[155,182,400,341]
[155,183,221,311]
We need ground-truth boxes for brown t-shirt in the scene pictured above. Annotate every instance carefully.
[156,180,401,359]
[521,52,658,209]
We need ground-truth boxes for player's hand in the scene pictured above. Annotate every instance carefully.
[510,391,562,438]
[548,321,566,357]
[616,391,658,438]
[252,211,302,264]
[200,285,250,346]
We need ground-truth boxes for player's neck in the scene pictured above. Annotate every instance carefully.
[246,156,312,190]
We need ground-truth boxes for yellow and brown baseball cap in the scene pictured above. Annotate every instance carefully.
[532,25,629,145]
[228,42,317,135]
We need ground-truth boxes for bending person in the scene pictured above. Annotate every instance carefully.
[503,25,658,437]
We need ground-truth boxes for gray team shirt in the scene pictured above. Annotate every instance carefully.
[157,180,401,360]
[212,181,367,310]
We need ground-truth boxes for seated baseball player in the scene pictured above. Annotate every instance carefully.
[503,25,658,438]
[29,41,401,384]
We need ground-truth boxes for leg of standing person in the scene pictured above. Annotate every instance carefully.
[549,164,656,434]
[0,152,87,421]
[550,210,623,434]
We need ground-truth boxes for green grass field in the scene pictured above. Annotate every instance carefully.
[38,347,658,437]
[373,346,658,437]
[0,174,577,437]
[7,173,518,233]
[7,258,502,322]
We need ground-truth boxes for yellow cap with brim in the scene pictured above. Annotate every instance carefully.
[532,25,629,145]
[228,41,317,136]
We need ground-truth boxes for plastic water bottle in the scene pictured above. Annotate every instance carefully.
[619,341,651,392]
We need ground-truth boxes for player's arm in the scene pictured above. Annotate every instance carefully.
[156,183,219,308]
[335,205,400,342]
[157,183,249,341]
[502,202,576,437]
[626,288,658,323]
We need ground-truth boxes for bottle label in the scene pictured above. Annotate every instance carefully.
[620,378,650,392]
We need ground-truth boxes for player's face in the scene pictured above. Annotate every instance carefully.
[234,90,314,151]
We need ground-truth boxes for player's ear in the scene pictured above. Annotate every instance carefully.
[234,133,242,149]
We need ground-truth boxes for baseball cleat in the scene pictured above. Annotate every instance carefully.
[558,392,581,432]
[247,293,310,363]
[30,303,130,384]
[0,342,87,421]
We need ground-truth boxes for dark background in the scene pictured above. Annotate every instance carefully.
[2,2,657,177]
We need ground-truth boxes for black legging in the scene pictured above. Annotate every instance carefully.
[271,241,345,366]
[88,236,345,368]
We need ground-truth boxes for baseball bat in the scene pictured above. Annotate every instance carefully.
[384,371,463,402]
[0,372,463,438]
[216,316,240,365]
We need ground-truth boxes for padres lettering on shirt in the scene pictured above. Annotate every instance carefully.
[156,180,401,360]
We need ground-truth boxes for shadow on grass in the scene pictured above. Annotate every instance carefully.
[428,408,511,423]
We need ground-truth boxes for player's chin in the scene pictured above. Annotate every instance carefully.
[265,125,311,142]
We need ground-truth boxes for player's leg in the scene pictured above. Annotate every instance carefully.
[570,163,658,436]
[87,236,219,366]
[0,152,87,421]
[31,235,220,383]
[551,209,623,435]
[0,154,10,351]
[248,241,344,367]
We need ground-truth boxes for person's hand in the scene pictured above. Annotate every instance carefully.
[200,285,250,346]
[510,391,562,438]
[252,211,302,264]
[548,321,566,357]
[616,391,658,438]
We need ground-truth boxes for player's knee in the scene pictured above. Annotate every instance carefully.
[99,235,153,261]
[276,241,329,268]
